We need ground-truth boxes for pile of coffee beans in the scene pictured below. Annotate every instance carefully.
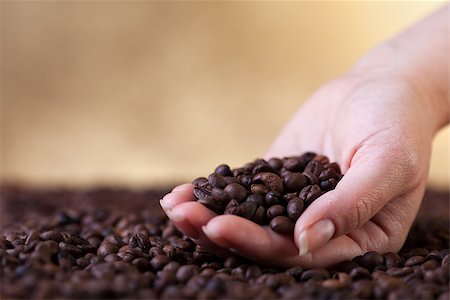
[192,153,343,234]
[1,185,448,299]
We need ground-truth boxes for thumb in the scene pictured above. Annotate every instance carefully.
[293,149,413,256]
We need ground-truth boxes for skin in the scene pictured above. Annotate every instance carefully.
[160,5,449,268]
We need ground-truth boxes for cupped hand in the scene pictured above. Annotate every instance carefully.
[160,72,436,268]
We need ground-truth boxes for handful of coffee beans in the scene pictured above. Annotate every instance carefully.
[192,152,343,234]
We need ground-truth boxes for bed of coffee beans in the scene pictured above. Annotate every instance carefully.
[1,185,448,299]
[192,153,343,234]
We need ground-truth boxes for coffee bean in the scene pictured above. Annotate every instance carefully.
[251,206,266,225]
[176,265,199,283]
[349,267,371,280]
[253,172,284,195]
[267,158,283,171]
[192,177,208,186]
[299,185,322,206]
[284,157,304,172]
[252,163,275,174]
[301,268,330,281]
[384,252,404,268]
[246,194,264,206]
[320,178,338,191]
[353,251,384,270]
[238,202,257,219]
[129,233,150,253]
[224,199,240,215]
[265,192,280,206]
[324,162,341,174]
[318,168,339,181]
[208,173,227,189]
[238,175,253,188]
[40,230,64,243]
[305,160,324,176]
[223,176,240,185]
[250,184,268,195]
[215,164,233,177]
[97,241,119,257]
[150,255,171,271]
[386,267,413,277]
[405,256,426,267]
[266,205,286,220]
[193,186,212,199]
[224,183,248,201]
[198,198,223,214]
[303,171,319,185]
[270,216,294,234]
[287,197,304,222]
[283,173,307,193]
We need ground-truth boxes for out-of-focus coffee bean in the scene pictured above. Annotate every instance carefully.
[405,256,426,267]
[268,158,283,171]
[150,255,171,271]
[215,164,233,177]
[301,268,330,281]
[384,252,404,269]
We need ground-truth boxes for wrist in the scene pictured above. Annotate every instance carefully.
[349,42,449,134]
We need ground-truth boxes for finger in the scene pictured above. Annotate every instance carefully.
[294,149,404,256]
[167,201,216,239]
[202,215,300,267]
[159,184,195,211]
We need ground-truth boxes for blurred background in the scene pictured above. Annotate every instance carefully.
[1,1,448,189]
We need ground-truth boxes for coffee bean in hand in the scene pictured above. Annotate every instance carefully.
[192,153,343,235]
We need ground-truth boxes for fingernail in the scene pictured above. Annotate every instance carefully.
[165,209,185,222]
[202,225,217,239]
[298,219,335,256]
[159,199,172,211]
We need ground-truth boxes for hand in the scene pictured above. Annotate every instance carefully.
[159,70,437,268]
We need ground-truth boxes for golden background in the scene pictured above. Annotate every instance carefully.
[1,1,448,188]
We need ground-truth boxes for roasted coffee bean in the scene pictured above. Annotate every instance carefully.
[150,255,171,271]
[265,192,280,206]
[267,158,283,171]
[270,216,294,234]
[224,183,248,201]
[318,168,339,181]
[176,265,199,283]
[287,197,304,221]
[215,164,233,177]
[320,178,338,191]
[304,160,324,176]
[224,199,240,215]
[250,183,268,195]
[252,163,275,174]
[405,256,426,267]
[238,202,257,219]
[211,188,230,204]
[283,173,307,193]
[349,267,371,280]
[253,172,284,195]
[40,230,64,243]
[303,171,319,185]
[301,268,330,281]
[224,176,240,185]
[129,233,150,253]
[198,198,223,214]
[353,251,384,270]
[192,177,208,186]
[246,194,264,206]
[208,173,227,189]
[266,205,286,220]
[238,175,253,188]
[283,157,304,172]
[251,206,266,225]
[193,186,212,199]
[384,252,404,268]
[299,185,322,206]
[97,241,119,257]
[324,162,341,174]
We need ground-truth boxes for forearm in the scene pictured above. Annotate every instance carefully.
[352,4,449,133]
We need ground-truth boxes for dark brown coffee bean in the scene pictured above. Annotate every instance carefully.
[40,230,64,243]
[304,160,324,176]
[299,185,322,206]
[215,164,233,177]
[386,267,413,277]
[238,202,257,219]
[252,163,275,174]
[301,268,330,281]
[265,192,280,206]
[224,199,240,215]
[211,187,230,203]
[283,172,308,193]
[349,267,371,280]
[318,168,339,181]
[253,172,284,195]
[238,174,253,188]
[150,255,171,271]
[324,162,341,174]
[352,280,374,298]
[384,252,404,268]
[59,242,82,256]
[223,176,240,185]
[322,279,345,289]
[303,171,319,185]
[268,158,283,170]
[132,257,151,272]
[287,197,304,222]
[250,184,268,195]
[284,157,304,172]
[97,241,119,257]
[208,173,227,189]
[353,251,384,270]
[198,198,223,214]
[266,205,286,220]
[193,186,212,199]
[405,256,426,267]
[320,178,338,191]
[246,194,264,206]
[25,231,40,245]
[176,265,199,283]
[192,177,208,186]
[313,154,329,165]
[224,183,248,201]
[245,265,262,279]
[251,206,266,225]
[129,233,150,253]
[270,216,294,234]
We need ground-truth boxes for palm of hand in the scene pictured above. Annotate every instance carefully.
[160,77,431,268]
